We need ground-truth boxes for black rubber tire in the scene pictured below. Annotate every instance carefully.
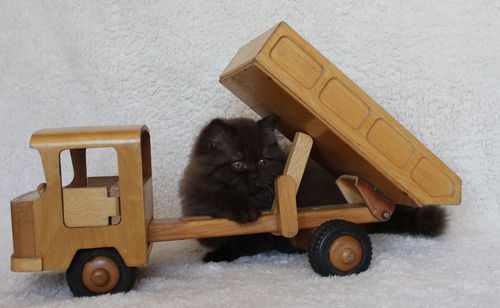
[308,220,372,276]
[66,248,136,297]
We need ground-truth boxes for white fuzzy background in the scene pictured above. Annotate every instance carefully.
[0,1,499,307]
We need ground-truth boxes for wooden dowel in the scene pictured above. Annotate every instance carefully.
[147,203,377,243]
[147,214,279,242]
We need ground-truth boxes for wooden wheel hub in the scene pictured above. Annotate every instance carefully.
[82,256,120,293]
[328,235,362,272]
[91,269,110,287]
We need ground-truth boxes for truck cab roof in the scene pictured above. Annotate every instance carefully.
[30,125,148,150]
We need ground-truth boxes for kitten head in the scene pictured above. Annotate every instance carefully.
[193,115,285,194]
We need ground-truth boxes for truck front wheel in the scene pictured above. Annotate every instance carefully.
[308,220,372,276]
[66,248,136,296]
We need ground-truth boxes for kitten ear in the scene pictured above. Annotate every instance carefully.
[257,115,279,133]
[203,119,233,150]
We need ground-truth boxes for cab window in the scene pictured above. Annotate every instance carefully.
[60,147,121,227]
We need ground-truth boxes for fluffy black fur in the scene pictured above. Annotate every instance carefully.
[364,205,447,237]
[180,115,297,262]
[180,115,447,262]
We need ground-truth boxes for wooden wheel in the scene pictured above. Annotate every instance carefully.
[66,248,136,296]
[328,235,363,272]
[82,256,120,293]
[308,220,372,276]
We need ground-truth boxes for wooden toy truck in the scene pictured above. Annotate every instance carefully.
[10,22,461,297]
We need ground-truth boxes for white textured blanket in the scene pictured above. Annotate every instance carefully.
[1,1,499,307]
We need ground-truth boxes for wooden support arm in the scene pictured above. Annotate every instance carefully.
[271,132,313,213]
[274,175,298,238]
[336,175,395,221]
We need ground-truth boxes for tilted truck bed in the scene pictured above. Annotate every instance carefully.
[220,22,461,207]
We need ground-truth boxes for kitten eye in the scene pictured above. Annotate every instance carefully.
[258,159,268,167]
[231,161,244,170]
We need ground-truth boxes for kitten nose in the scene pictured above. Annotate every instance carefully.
[249,173,259,180]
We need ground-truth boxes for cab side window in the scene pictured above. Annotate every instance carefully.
[60,147,121,227]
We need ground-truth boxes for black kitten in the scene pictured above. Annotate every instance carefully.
[180,115,447,262]
[180,115,296,262]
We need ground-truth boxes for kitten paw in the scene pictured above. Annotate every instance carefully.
[214,192,263,223]
[225,202,262,224]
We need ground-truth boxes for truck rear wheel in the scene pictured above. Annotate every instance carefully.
[66,248,136,296]
[308,220,372,276]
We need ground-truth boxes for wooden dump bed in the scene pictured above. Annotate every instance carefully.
[220,22,461,206]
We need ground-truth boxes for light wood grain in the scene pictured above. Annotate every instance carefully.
[274,175,298,238]
[271,132,312,212]
[220,21,461,206]
[336,175,395,221]
[10,126,153,271]
[11,256,42,272]
[147,214,279,242]
[86,176,121,199]
[282,133,313,191]
[297,204,379,228]
[147,203,377,242]
[221,23,278,78]
[62,187,119,227]
[67,149,87,188]
[11,191,38,260]
[335,176,365,204]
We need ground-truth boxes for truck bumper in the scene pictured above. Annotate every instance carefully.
[11,255,42,272]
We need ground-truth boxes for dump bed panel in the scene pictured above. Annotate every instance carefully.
[220,22,461,206]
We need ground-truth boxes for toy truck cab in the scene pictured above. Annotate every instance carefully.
[11,126,153,294]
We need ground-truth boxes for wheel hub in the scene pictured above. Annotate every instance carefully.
[82,256,120,293]
[341,248,355,263]
[91,269,110,287]
[329,235,362,272]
